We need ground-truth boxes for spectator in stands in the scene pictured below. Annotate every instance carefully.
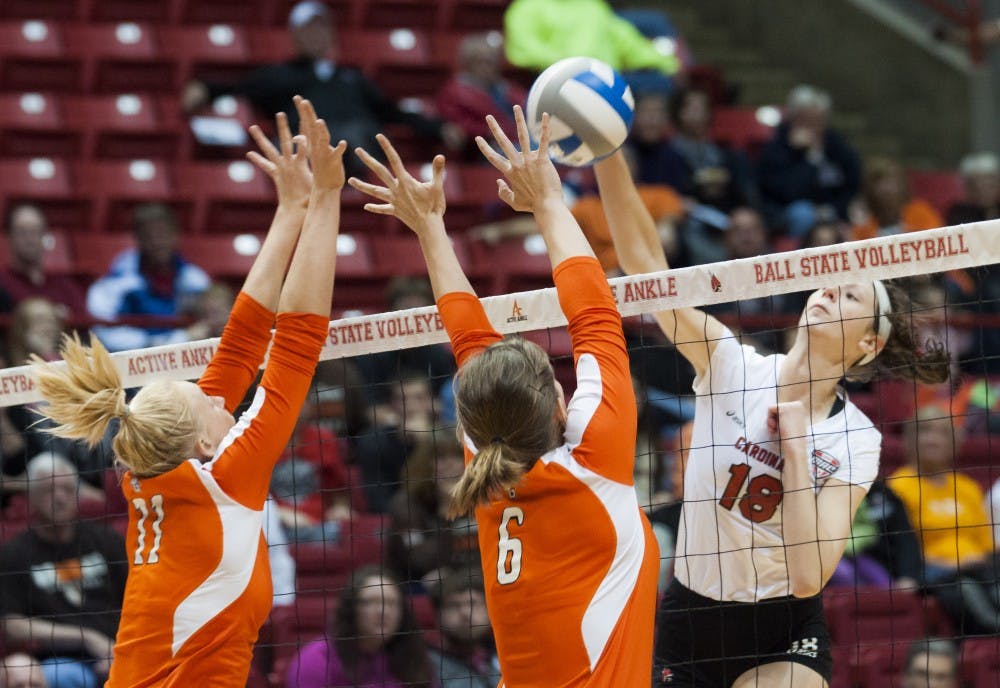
[946,151,1000,224]
[888,407,1000,634]
[436,32,527,157]
[503,0,679,78]
[427,568,501,688]
[703,208,787,346]
[0,454,127,688]
[262,499,296,609]
[182,282,234,341]
[353,276,456,403]
[270,381,353,541]
[285,565,433,688]
[828,480,922,589]
[355,370,436,513]
[989,474,1000,548]
[86,203,210,352]
[900,638,959,688]
[314,358,369,439]
[0,205,85,318]
[182,1,463,161]
[1,302,109,498]
[851,157,943,240]
[631,375,674,511]
[648,421,692,592]
[388,429,479,587]
[758,84,861,237]
[572,145,685,274]
[0,653,48,688]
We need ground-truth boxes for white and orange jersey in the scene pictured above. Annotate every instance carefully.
[106,294,328,688]
[437,256,659,688]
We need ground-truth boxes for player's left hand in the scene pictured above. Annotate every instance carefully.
[476,104,563,213]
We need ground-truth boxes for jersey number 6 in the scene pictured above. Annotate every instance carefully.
[132,495,165,565]
[718,464,783,523]
[497,506,524,585]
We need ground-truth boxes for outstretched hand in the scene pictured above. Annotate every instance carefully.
[348,134,447,233]
[294,96,347,191]
[476,104,563,213]
[246,110,312,209]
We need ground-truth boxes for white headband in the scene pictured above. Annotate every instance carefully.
[858,280,893,366]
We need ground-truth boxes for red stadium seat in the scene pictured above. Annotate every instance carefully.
[359,0,442,30]
[852,642,910,688]
[174,160,274,233]
[0,157,90,231]
[173,0,281,25]
[0,93,81,158]
[269,596,337,685]
[63,94,180,160]
[178,234,264,279]
[247,26,292,64]
[75,159,176,232]
[160,24,252,87]
[907,170,964,217]
[440,0,510,32]
[0,0,80,20]
[69,233,133,278]
[85,0,172,22]
[0,20,83,91]
[963,636,1000,688]
[63,22,176,92]
[370,233,472,277]
[823,588,931,650]
[340,30,444,99]
[467,234,553,294]
[711,107,777,157]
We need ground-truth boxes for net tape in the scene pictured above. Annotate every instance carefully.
[1,221,996,408]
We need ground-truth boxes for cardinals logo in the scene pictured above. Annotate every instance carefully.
[659,667,674,684]
[811,449,840,480]
[710,274,722,292]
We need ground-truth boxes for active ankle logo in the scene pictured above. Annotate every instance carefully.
[507,301,528,323]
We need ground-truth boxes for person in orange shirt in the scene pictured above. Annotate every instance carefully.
[851,157,943,240]
[349,106,659,687]
[30,97,347,688]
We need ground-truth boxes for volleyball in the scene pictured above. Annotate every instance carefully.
[525,57,635,167]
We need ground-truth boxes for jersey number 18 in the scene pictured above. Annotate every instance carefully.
[718,464,783,523]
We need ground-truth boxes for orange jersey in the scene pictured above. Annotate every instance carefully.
[437,257,659,688]
[106,293,328,688]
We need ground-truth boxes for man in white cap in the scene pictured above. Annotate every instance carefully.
[182,1,463,158]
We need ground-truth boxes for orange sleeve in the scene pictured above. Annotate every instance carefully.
[553,256,636,483]
[198,292,275,413]
[206,312,328,509]
[437,292,503,368]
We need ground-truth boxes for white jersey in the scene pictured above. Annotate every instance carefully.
[675,332,881,602]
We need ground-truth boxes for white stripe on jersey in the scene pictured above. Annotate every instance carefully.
[541,353,646,670]
[171,462,262,655]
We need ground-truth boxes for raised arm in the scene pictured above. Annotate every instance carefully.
[207,99,345,509]
[348,135,501,366]
[594,150,727,379]
[198,108,313,411]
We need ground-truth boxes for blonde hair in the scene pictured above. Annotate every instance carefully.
[31,334,197,478]
[449,338,561,518]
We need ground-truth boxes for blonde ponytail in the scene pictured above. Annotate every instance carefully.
[31,333,127,447]
[448,440,525,518]
[32,333,198,478]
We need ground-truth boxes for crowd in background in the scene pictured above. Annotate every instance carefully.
[0,0,998,686]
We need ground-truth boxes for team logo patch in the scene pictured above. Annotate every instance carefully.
[507,301,527,324]
[710,274,722,292]
[811,449,840,480]
[659,667,674,684]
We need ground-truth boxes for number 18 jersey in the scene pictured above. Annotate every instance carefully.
[676,332,881,603]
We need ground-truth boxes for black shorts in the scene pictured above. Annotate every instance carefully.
[653,579,832,687]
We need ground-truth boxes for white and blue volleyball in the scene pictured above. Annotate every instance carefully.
[526,57,635,167]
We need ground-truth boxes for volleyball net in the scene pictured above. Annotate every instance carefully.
[0,222,997,685]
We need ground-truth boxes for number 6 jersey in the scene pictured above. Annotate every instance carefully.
[437,256,659,688]
[675,331,881,603]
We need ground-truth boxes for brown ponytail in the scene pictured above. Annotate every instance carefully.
[448,337,562,518]
[847,280,951,384]
[32,333,198,478]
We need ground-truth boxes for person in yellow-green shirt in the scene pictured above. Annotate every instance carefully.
[503,0,680,76]
[888,407,999,634]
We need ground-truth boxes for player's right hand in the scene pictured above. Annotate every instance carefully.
[294,96,347,192]
[246,108,312,210]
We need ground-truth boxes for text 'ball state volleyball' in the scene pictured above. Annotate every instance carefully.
[526,57,635,167]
